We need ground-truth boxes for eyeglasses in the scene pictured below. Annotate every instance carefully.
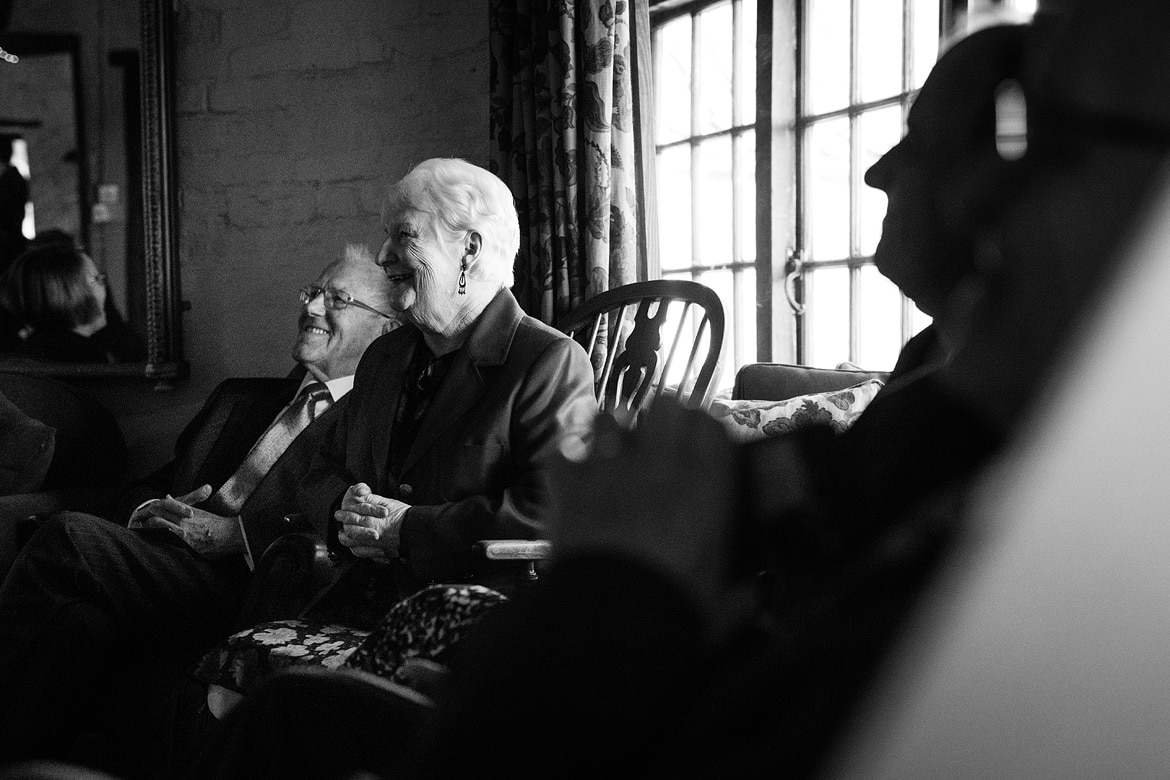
[90,272,108,286]
[298,285,394,319]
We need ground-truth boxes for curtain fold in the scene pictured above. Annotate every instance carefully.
[490,0,644,328]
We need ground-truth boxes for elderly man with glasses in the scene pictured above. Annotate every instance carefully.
[0,244,400,769]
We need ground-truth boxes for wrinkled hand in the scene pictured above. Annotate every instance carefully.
[128,484,245,560]
[551,399,750,640]
[335,483,409,562]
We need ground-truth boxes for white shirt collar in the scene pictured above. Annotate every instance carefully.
[297,373,354,402]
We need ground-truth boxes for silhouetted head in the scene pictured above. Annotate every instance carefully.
[864,24,1032,317]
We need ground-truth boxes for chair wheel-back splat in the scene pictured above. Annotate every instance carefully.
[560,280,725,420]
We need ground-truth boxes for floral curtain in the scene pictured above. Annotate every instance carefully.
[489,0,646,327]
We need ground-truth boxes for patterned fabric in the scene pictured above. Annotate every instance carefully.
[344,584,508,683]
[489,0,644,330]
[194,584,506,694]
[194,621,367,694]
[709,380,885,443]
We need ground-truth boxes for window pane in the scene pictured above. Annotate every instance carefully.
[911,0,940,89]
[697,2,733,134]
[806,117,850,261]
[656,16,692,144]
[698,267,733,390]
[695,135,733,267]
[858,0,904,102]
[735,265,757,369]
[658,145,692,271]
[857,264,902,369]
[735,129,756,265]
[806,0,850,114]
[805,266,850,368]
[736,0,757,126]
[857,106,903,257]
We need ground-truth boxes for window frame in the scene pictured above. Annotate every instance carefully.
[792,0,952,367]
[648,0,960,373]
[650,0,761,377]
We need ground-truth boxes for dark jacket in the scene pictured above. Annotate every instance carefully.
[118,368,347,560]
[298,288,596,591]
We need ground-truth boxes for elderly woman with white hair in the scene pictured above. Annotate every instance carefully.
[298,157,596,594]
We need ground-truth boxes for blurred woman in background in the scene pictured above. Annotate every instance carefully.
[1,240,144,363]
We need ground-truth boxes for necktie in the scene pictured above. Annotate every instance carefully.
[202,382,332,516]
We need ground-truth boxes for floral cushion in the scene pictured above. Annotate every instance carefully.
[194,620,368,694]
[195,584,506,694]
[708,379,884,443]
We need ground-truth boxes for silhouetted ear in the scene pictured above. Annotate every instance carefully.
[931,24,1037,235]
[382,317,403,336]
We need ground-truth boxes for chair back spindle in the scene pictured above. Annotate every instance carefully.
[561,280,725,422]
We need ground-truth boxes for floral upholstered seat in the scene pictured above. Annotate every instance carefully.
[195,583,507,694]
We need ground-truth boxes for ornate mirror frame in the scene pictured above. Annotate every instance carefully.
[0,0,184,385]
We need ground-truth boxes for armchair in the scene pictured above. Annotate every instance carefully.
[0,372,127,576]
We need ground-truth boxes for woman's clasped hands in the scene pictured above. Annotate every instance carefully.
[335,482,409,563]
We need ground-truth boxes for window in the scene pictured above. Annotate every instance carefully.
[797,0,940,369]
[651,0,962,379]
[653,0,757,390]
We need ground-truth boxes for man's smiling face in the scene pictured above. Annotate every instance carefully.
[292,255,394,382]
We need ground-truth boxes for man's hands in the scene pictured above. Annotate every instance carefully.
[335,483,409,563]
[128,484,246,561]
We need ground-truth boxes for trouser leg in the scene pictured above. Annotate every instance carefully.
[0,512,249,763]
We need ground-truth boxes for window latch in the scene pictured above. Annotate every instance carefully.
[784,248,805,315]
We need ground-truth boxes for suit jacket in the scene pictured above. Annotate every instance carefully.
[116,367,347,560]
[298,288,596,590]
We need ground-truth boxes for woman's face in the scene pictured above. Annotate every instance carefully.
[375,205,470,336]
[81,254,108,329]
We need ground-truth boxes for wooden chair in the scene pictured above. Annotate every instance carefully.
[560,279,726,424]
[478,279,726,574]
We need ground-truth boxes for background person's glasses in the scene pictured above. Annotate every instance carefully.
[298,285,393,319]
[91,272,108,285]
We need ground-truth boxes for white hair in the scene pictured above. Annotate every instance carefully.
[382,158,520,290]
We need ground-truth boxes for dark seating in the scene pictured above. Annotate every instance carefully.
[0,371,127,576]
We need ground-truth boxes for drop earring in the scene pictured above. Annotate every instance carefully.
[458,263,467,295]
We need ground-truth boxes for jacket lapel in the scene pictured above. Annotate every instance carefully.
[194,370,304,490]
[398,289,523,475]
[240,396,344,518]
[373,329,420,488]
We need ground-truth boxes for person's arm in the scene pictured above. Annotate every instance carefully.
[420,400,744,776]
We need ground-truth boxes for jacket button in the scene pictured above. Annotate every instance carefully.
[399,483,413,498]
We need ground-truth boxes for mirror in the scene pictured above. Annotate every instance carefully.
[0,0,183,384]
